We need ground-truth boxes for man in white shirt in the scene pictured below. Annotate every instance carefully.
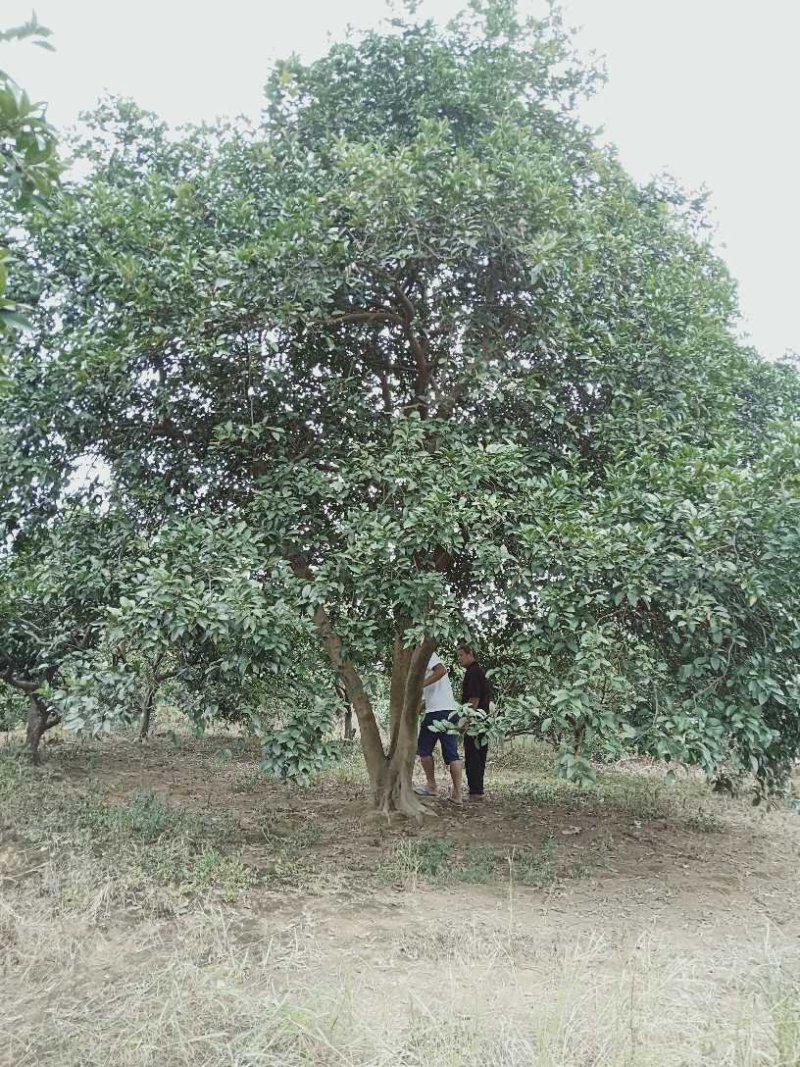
[415,651,464,803]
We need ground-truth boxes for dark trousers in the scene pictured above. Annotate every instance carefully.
[464,734,488,796]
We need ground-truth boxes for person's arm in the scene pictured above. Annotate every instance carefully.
[462,668,480,710]
[423,664,447,688]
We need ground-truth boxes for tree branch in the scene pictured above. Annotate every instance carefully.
[0,670,38,694]
[310,309,405,329]
[376,269,431,412]
[290,559,387,775]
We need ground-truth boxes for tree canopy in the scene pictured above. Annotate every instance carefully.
[4,0,800,807]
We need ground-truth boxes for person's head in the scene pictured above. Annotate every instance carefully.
[457,644,477,667]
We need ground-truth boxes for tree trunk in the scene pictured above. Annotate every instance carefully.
[343,705,354,742]
[139,656,167,741]
[309,599,435,816]
[310,603,386,781]
[388,634,413,756]
[373,741,425,817]
[138,684,156,741]
[26,693,54,766]
[0,674,59,765]
[374,637,435,817]
[335,682,355,741]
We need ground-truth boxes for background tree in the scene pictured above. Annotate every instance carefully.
[9,0,800,810]
[0,509,132,761]
[0,13,58,338]
[52,515,342,781]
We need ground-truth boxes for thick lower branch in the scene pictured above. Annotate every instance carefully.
[308,602,386,779]
[1,670,38,694]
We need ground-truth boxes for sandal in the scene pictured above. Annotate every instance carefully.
[414,784,438,797]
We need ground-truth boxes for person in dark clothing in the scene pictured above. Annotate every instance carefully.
[457,644,492,799]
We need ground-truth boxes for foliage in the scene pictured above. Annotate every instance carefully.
[0,13,59,341]
[259,694,339,783]
[476,424,800,789]
[65,517,305,735]
[0,508,134,695]
[49,515,344,779]
[5,0,800,790]
[0,683,26,731]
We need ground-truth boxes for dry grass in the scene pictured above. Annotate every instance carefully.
[1,892,799,1066]
[1,733,800,1065]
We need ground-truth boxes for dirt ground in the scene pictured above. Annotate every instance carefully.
[1,730,799,1066]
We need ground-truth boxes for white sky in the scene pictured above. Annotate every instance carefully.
[4,0,799,360]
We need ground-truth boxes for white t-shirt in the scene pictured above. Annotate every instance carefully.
[422,652,455,714]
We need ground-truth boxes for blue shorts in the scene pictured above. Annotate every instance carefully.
[417,709,460,765]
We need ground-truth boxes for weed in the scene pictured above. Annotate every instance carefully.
[384,838,558,890]
[508,838,557,887]
[385,837,453,884]
[499,775,670,819]
[0,752,31,798]
[326,744,370,788]
[75,790,190,842]
[682,808,725,833]
[413,837,452,876]
[232,767,265,793]
[1,763,258,902]
[188,847,259,900]
[257,814,289,843]
[258,816,322,853]
[460,846,498,884]
[291,819,323,849]
[489,738,554,774]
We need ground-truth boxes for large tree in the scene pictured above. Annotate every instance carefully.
[9,1,800,809]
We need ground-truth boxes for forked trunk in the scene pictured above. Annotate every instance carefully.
[370,636,436,818]
[310,599,435,817]
[373,738,426,817]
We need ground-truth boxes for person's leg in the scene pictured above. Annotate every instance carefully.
[441,719,463,803]
[474,736,487,796]
[464,733,479,796]
[420,755,437,793]
[477,738,488,795]
[448,757,464,803]
[464,734,487,796]
[416,713,438,794]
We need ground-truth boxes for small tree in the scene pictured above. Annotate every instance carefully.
[0,509,132,761]
[53,516,330,772]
